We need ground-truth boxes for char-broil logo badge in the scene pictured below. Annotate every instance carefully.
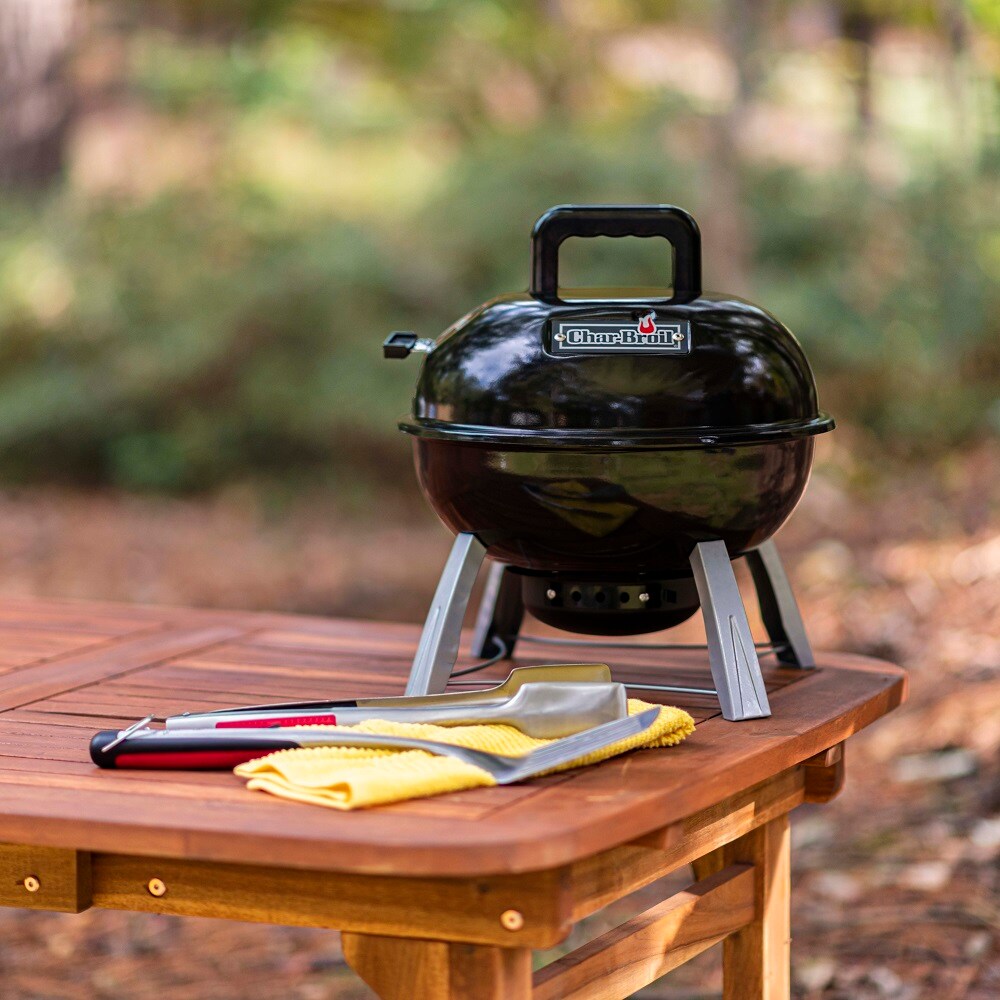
[552,312,691,355]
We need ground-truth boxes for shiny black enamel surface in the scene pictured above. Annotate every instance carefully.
[414,436,814,577]
[393,204,832,636]
[402,293,832,448]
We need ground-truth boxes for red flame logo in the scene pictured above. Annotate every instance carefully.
[637,312,656,335]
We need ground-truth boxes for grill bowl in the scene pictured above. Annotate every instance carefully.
[413,436,814,575]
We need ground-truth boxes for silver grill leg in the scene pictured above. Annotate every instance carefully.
[470,562,524,659]
[405,532,487,696]
[691,540,771,721]
[745,540,815,669]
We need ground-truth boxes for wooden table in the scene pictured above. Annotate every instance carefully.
[0,597,905,999]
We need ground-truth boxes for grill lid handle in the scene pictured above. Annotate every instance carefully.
[530,204,702,304]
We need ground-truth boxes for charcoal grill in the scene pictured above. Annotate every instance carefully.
[383,205,834,720]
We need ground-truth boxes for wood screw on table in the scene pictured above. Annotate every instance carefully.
[0,597,905,999]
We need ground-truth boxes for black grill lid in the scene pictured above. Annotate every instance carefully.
[398,205,834,450]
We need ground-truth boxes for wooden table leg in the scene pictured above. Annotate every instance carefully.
[341,931,532,1000]
[721,813,791,1000]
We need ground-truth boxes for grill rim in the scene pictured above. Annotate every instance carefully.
[399,413,835,449]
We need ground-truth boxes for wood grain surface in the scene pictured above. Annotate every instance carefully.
[534,864,755,1000]
[0,597,906,877]
[342,933,533,1000]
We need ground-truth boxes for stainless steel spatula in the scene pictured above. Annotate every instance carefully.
[164,662,613,730]
[168,682,626,738]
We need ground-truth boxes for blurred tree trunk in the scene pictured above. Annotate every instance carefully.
[935,0,973,159]
[841,4,876,136]
[704,0,769,296]
[0,0,79,189]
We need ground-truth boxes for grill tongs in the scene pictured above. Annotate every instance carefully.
[92,707,660,781]
[91,674,630,770]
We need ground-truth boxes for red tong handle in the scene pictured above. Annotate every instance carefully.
[90,730,299,770]
[214,713,339,729]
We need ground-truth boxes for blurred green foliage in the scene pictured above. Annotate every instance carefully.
[0,3,997,491]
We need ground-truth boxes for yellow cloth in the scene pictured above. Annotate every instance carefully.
[234,698,694,810]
